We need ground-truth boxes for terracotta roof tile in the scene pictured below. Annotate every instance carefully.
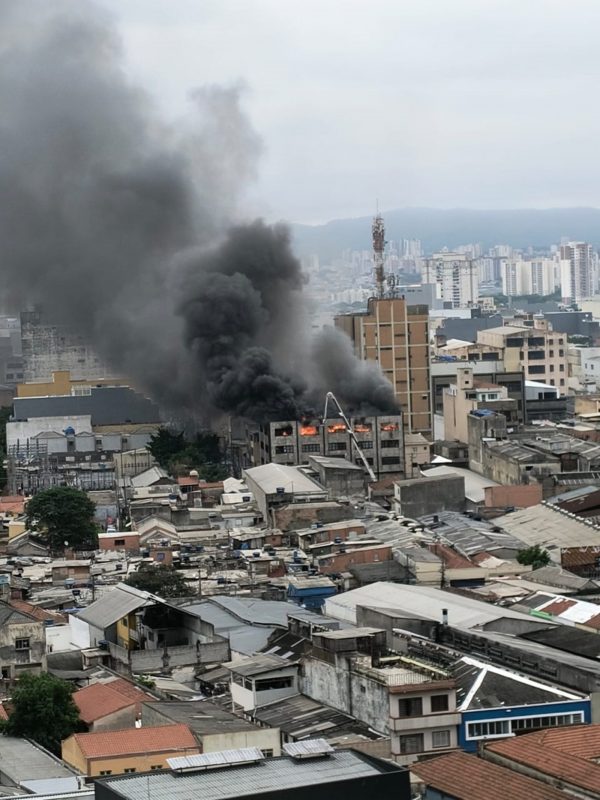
[428,543,476,570]
[485,725,600,794]
[74,684,135,724]
[561,547,598,568]
[70,723,198,759]
[9,599,66,623]
[103,677,156,714]
[411,751,566,800]
[538,597,577,615]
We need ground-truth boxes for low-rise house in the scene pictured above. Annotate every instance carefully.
[287,576,337,610]
[0,601,46,681]
[483,724,600,799]
[74,683,138,732]
[61,723,199,777]
[411,750,567,800]
[315,543,392,575]
[228,654,300,712]
[142,700,281,756]
[98,532,140,554]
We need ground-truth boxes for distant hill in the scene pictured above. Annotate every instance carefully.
[290,207,600,260]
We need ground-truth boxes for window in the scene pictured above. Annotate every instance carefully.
[529,337,544,347]
[559,364,564,372]
[381,439,400,448]
[549,350,554,357]
[398,733,424,754]
[114,539,125,547]
[506,338,524,347]
[527,350,545,360]
[467,720,510,739]
[528,365,545,374]
[397,697,423,717]
[99,771,112,776]
[124,768,136,774]
[357,441,373,449]
[301,444,321,453]
[121,618,128,625]
[150,765,163,771]
[275,445,294,454]
[431,694,449,712]
[15,638,30,650]
[255,676,294,691]
[261,749,274,758]
[432,730,451,748]
[549,365,554,372]
[329,442,347,452]
[382,456,401,465]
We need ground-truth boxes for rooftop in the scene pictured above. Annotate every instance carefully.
[0,737,77,783]
[142,701,260,735]
[411,751,566,800]
[74,683,135,724]
[68,723,197,759]
[420,465,499,503]
[494,502,600,548]
[324,581,548,630]
[227,653,296,678]
[484,724,600,795]
[243,464,327,496]
[96,748,401,800]
[74,583,156,630]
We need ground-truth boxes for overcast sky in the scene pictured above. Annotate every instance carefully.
[100,0,600,225]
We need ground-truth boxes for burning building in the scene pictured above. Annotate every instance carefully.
[250,413,404,478]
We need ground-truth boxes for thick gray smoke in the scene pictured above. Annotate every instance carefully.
[0,0,398,423]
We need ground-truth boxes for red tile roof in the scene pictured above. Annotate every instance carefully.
[561,547,597,568]
[177,477,199,487]
[538,597,577,615]
[0,497,25,514]
[485,725,600,794]
[411,751,566,800]
[102,677,156,714]
[428,542,476,570]
[9,599,66,624]
[74,684,135,724]
[69,723,198,759]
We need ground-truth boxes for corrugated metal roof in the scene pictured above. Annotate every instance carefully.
[324,582,547,629]
[243,464,327,496]
[0,737,76,782]
[74,583,154,629]
[98,750,388,800]
[494,502,600,548]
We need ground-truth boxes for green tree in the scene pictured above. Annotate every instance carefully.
[517,544,551,570]
[1,673,84,754]
[25,486,98,553]
[147,427,185,469]
[125,563,190,598]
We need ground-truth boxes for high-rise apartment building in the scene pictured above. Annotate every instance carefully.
[501,259,558,298]
[560,242,595,303]
[334,298,431,436]
[422,253,478,308]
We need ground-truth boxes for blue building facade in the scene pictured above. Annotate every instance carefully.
[459,698,591,752]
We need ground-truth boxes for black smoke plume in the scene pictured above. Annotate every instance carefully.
[0,1,399,423]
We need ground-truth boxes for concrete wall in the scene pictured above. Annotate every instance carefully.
[0,618,46,678]
[90,706,137,733]
[301,655,389,734]
[394,474,465,517]
[109,639,230,673]
[273,503,356,532]
[484,484,543,508]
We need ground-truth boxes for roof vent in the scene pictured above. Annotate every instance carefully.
[167,748,264,774]
[283,738,334,760]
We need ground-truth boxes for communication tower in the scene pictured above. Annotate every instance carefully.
[372,213,386,298]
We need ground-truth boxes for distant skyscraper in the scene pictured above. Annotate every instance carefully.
[422,253,478,308]
[560,242,595,303]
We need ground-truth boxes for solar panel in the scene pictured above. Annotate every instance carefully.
[283,739,334,759]
[167,747,265,773]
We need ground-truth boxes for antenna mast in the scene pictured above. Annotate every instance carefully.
[372,213,386,299]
